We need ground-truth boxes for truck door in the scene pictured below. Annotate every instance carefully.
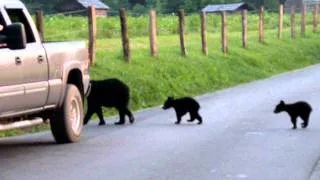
[0,47,26,113]
[6,8,49,109]
[0,14,25,113]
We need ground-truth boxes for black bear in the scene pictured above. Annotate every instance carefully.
[83,78,134,126]
[162,96,202,125]
[274,100,312,129]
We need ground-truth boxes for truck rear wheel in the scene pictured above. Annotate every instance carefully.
[50,84,84,143]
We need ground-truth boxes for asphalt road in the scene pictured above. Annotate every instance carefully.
[2,65,320,180]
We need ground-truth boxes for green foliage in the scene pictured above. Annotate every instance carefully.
[0,124,49,137]
[131,4,148,16]
[90,30,320,113]
[43,12,313,41]
[22,0,282,14]
[104,0,130,10]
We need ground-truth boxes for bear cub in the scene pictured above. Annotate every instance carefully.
[274,100,312,129]
[162,96,202,125]
[83,78,134,126]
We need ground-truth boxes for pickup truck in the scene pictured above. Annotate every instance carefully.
[0,0,90,143]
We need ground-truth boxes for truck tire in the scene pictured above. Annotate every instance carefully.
[50,84,84,143]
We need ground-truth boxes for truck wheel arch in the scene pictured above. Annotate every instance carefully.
[67,69,84,100]
[59,63,85,107]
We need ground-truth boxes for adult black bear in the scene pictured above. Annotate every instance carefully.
[274,100,312,129]
[83,78,134,126]
[162,96,202,125]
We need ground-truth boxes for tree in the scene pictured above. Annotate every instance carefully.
[22,0,284,14]
[103,0,130,10]
[131,3,148,15]
[265,0,280,10]
[154,0,165,13]
[244,0,280,10]
[180,0,196,13]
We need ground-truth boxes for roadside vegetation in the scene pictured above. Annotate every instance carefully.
[92,29,320,111]
[1,13,320,137]
[43,13,311,41]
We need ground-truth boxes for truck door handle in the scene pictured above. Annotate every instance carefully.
[38,55,44,63]
[15,57,22,65]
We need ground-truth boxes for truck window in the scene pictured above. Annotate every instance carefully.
[0,14,5,27]
[6,9,35,43]
[0,14,6,48]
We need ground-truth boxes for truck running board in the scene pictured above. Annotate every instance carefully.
[0,118,44,131]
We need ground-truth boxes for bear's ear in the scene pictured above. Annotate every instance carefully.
[168,96,174,100]
[280,100,284,104]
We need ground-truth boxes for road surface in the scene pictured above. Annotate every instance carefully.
[2,65,320,180]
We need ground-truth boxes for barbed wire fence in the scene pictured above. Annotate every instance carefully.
[33,3,320,64]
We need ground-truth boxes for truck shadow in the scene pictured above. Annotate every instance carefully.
[0,140,55,148]
[0,138,56,159]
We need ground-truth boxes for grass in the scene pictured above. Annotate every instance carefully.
[0,124,50,137]
[1,13,320,137]
[91,28,320,114]
[43,12,313,41]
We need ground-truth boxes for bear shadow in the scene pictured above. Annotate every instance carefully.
[150,120,203,127]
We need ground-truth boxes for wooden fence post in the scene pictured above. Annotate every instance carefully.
[278,4,284,39]
[200,11,208,56]
[178,9,187,56]
[36,10,44,41]
[88,6,96,65]
[221,11,228,54]
[301,4,306,37]
[313,4,319,33]
[242,9,248,48]
[291,5,296,39]
[259,6,265,43]
[119,8,131,63]
[149,9,158,57]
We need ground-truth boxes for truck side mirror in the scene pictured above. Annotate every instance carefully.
[4,23,27,50]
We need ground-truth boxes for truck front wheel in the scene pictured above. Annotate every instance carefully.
[50,84,84,143]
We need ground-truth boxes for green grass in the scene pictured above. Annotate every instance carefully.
[1,13,320,137]
[0,124,50,137]
[91,28,320,115]
[43,12,314,41]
